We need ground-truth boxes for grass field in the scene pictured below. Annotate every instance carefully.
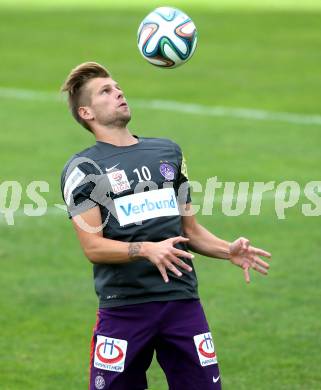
[1,1,320,389]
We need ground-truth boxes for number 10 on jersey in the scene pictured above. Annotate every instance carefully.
[133,166,152,182]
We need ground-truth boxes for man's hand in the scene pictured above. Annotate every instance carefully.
[229,237,271,283]
[140,236,194,283]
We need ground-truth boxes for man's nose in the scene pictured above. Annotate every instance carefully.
[116,88,123,98]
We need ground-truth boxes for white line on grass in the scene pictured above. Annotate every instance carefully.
[0,87,61,101]
[1,86,321,126]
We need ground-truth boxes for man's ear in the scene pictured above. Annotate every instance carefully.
[78,106,94,121]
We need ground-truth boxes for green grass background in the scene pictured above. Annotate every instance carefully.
[1,1,320,389]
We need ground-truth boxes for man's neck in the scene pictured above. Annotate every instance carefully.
[94,126,138,147]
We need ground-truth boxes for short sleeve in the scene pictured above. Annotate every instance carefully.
[173,143,192,205]
[60,157,98,218]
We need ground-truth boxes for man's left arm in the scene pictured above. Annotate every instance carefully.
[181,204,271,283]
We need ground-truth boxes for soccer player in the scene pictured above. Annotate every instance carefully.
[61,62,271,390]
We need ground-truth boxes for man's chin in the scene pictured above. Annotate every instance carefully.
[112,113,131,127]
[119,113,131,125]
[99,112,131,128]
[121,112,131,124]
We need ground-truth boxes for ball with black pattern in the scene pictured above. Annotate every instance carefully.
[137,7,198,69]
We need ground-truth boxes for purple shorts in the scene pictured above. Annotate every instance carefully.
[89,299,221,390]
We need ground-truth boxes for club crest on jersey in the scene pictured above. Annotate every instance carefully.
[94,335,128,372]
[107,169,131,194]
[160,163,175,181]
[193,332,218,366]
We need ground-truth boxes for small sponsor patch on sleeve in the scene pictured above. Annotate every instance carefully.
[63,167,86,206]
[181,154,189,180]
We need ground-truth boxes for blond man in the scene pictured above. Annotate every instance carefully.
[61,62,271,390]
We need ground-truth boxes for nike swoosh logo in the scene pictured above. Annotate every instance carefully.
[106,164,120,172]
[213,375,220,383]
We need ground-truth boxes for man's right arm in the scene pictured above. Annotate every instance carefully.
[72,206,194,283]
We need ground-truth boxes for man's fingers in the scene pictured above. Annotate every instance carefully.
[240,237,250,250]
[158,265,169,283]
[171,236,190,245]
[243,265,250,283]
[252,255,270,270]
[173,248,194,260]
[235,237,250,254]
[251,261,268,275]
[164,259,183,277]
[170,255,193,272]
[250,246,271,258]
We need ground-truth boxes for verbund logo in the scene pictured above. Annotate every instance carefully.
[114,188,179,226]
[120,195,176,215]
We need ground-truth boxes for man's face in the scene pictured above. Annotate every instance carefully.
[81,77,131,128]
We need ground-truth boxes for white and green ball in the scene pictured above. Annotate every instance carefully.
[137,7,198,69]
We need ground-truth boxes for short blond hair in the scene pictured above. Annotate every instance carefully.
[61,62,110,132]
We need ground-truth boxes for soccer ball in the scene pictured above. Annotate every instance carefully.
[137,7,198,69]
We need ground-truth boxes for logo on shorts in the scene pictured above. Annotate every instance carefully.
[160,163,175,181]
[193,332,218,366]
[94,335,128,372]
[213,375,220,383]
[95,375,105,389]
